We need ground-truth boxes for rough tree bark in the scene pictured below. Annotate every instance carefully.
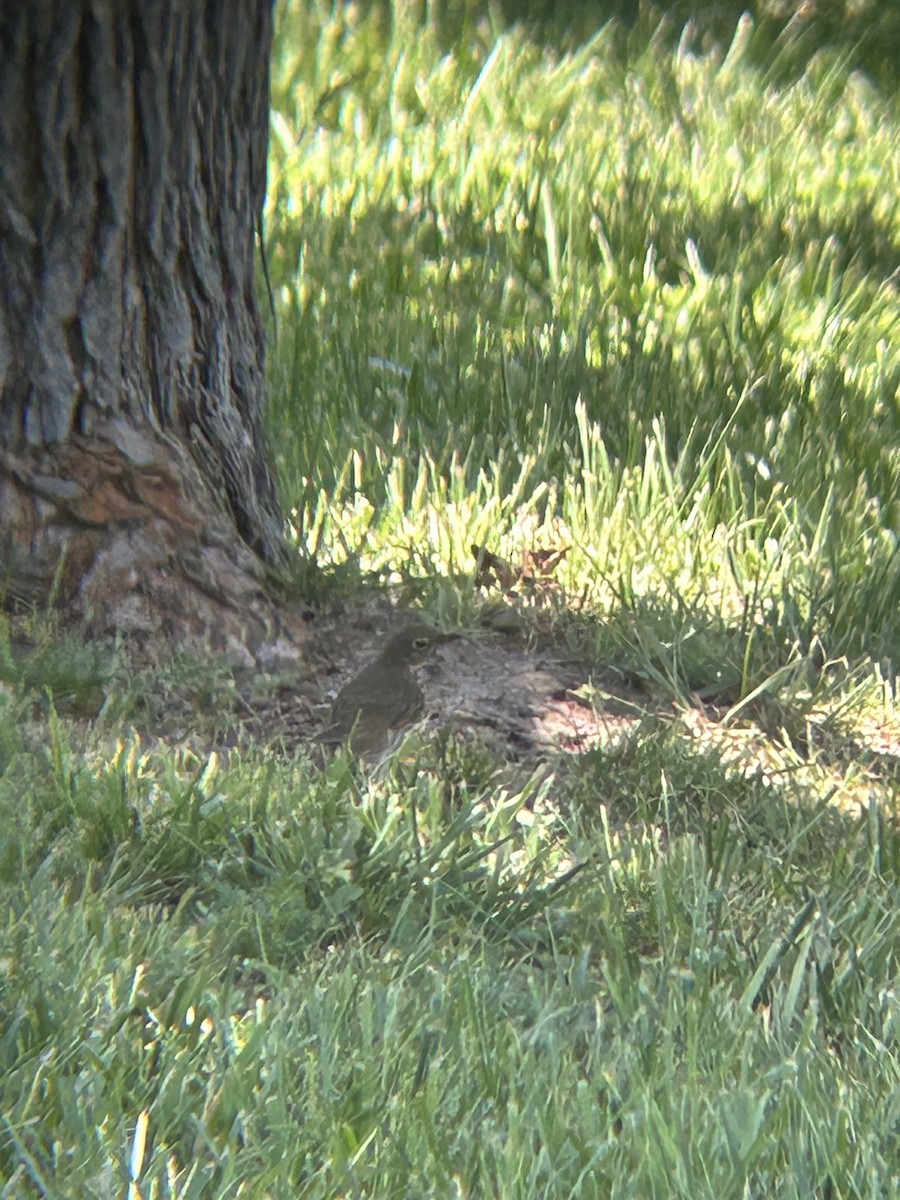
[0,0,304,665]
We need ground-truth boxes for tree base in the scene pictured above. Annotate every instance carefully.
[1,418,306,668]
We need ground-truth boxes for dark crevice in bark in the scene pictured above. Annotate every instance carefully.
[75,7,91,130]
[63,316,86,435]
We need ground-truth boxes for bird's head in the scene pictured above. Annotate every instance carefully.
[379,622,456,666]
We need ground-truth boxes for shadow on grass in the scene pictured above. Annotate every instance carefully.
[423,0,899,88]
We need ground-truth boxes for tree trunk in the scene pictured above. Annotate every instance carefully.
[0,0,303,665]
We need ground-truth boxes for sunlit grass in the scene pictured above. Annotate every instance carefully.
[267,0,899,667]
[2,708,899,1195]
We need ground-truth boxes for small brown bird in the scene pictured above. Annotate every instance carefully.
[319,621,454,758]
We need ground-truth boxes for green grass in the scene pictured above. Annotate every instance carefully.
[2,2,899,1196]
[2,708,900,1195]
[266,0,899,663]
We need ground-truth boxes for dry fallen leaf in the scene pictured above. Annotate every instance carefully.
[472,543,520,591]
[472,543,569,592]
[521,546,568,581]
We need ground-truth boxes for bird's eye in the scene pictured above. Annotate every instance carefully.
[413,637,431,650]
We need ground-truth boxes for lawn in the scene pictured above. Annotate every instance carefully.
[1,1,899,1196]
